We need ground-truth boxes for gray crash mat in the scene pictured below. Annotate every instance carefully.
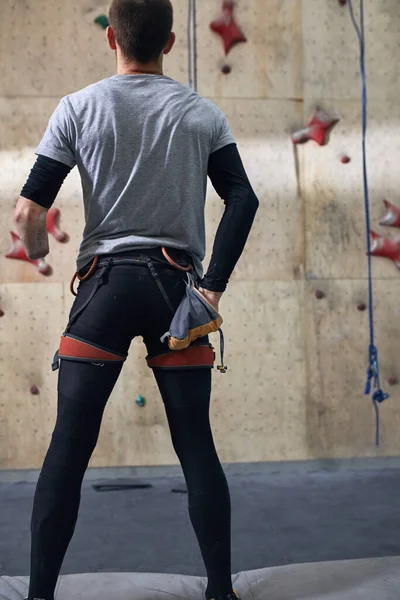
[1,556,400,599]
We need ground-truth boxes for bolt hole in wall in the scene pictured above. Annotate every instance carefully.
[2,0,400,598]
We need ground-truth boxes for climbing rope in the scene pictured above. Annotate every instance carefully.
[187,0,198,91]
[348,0,388,446]
[193,0,198,91]
[187,0,193,88]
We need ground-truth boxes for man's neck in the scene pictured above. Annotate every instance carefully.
[117,62,163,76]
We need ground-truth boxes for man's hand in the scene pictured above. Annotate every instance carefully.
[198,287,223,313]
[14,197,50,260]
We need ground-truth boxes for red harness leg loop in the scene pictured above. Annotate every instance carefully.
[147,345,215,369]
[59,334,127,364]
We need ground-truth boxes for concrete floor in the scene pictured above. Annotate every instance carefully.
[1,463,400,578]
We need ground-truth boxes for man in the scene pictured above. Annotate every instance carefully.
[14,1,259,599]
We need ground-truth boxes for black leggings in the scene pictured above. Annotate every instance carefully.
[28,253,233,600]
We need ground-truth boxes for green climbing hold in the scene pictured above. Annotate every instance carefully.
[94,14,110,30]
[136,395,146,408]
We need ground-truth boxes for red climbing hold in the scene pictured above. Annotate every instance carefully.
[369,230,400,268]
[209,1,247,55]
[357,303,367,312]
[5,231,52,276]
[46,207,69,243]
[221,64,232,74]
[314,289,326,300]
[30,385,40,395]
[292,107,339,146]
[0,308,4,318]
[387,376,398,386]
[340,154,351,164]
[338,0,347,5]
[379,200,400,228]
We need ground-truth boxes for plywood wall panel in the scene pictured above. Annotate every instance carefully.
[204,99,304,282]
[0,0,188,98]
[197,0,303,99]
[2,0,400,470]
[208,280,308,463]
[302,99,400,279]
[0,0,113,97]
[303,0,400,101]
[305,279,400,459]
[0,283,66,469]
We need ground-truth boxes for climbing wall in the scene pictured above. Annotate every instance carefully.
[1,0,400,470]
[300,0,400,457]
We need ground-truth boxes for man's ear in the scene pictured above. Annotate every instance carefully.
[107,26,117,51]
[163,32,176,55]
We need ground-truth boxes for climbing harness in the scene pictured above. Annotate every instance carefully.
[348,0,389,446]
[52,248,226,373]
[187,0,198,91]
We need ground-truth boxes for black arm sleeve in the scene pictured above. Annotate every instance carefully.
[201,143,259,292]
[20,155,72,209]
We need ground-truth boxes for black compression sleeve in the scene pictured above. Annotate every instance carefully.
[20,155,72,209]
[201,144,259,292]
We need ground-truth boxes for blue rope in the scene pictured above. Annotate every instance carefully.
[348,0,388,446]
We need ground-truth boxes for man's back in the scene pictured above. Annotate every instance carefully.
[37,74,234,275]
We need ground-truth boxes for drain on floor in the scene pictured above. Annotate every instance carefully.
[92,479,153,492]
[171,486,188,494]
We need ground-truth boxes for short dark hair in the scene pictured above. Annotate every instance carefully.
[109,0,173,64]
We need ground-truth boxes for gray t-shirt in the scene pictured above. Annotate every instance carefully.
[36,74,235,276]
